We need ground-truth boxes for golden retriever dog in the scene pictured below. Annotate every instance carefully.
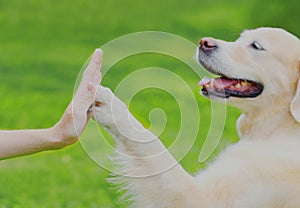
[93,27,300,208]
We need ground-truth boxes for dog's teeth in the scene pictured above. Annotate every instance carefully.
[241,81,249,87]
[235,83,241,88]
[199,77,211,86]
[210,79,214,87]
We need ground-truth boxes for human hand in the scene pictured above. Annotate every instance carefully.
[52,49,102,148]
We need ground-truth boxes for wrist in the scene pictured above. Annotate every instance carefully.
[47,124,78,150]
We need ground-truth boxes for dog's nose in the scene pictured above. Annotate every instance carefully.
[199,38,217,51]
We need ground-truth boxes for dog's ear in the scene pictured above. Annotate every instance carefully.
[290,61,300,123]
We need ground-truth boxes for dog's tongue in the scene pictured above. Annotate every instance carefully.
[199,77,239,90]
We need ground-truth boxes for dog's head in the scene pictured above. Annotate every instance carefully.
[197,27,300,121]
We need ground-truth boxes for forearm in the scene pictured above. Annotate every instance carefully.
[0,127,67,160]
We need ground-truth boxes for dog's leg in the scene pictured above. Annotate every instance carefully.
[93,86,198,208]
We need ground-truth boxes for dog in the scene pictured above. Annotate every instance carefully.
[93,27,300,208]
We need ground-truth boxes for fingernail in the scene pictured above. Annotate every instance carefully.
[93,49,103,64]
[94,48,103,56]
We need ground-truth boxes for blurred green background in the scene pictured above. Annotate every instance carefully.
[0,0,299,207]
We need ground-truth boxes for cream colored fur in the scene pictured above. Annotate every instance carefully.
[93,28,300,208]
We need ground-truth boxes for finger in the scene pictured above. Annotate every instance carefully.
[87,104,94,120]
[74,49,103,101]
[89,48,103,67]
[83,48,103,83]
[73,83,97,113]
[70,49,102,123]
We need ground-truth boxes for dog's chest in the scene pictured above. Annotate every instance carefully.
[193,139,300,207]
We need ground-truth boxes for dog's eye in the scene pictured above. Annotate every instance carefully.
[250,42,265,51]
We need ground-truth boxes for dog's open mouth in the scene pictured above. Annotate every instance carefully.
[199,76,264,99]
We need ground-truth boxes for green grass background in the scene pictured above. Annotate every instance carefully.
[0,0,299,207]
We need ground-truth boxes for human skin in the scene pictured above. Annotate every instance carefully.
[0,49,103,159]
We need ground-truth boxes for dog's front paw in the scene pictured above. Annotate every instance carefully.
[92,86,116,127]
[93,85,136,137]
[95,85,114,106]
